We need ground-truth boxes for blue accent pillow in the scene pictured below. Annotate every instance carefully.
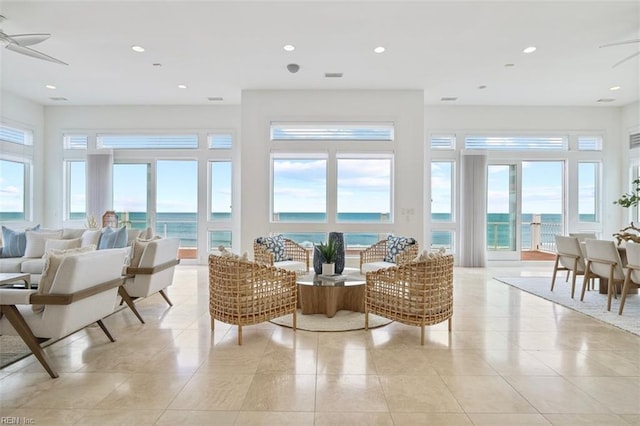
[1,225,40,258]
[97,226,128,250]
[383,235,416,263]
[256,235,289,262]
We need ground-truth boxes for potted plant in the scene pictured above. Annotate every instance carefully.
[317,239,337,275]
[613,177,640,245]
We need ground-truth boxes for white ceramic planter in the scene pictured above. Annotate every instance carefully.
[322,263,335,275]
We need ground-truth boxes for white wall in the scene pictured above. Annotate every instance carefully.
[240,90,425,255]
[620,101,640,225]
[0,91,45,226]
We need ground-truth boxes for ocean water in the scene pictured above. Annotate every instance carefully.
[2,211,593,250]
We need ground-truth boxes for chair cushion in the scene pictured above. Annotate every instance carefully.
[43,238,81,256]
[129,236,162,268]
[274,260,306,272]
[256,235,289,262]
[362,261,395,273]
[383,235,417,263]
[1,225,40,258]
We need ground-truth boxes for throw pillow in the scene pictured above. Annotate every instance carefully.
[33,245,97,313]
[255,235,288,262]
[43,238,81,256]
[81,229,102,247]
[61,228,86,239]
[97,226,128,250]
[1,225,40,258]
[218,245,249,262]
[129,236,161,269]
[23,230,64,258]
[384,235,417,263]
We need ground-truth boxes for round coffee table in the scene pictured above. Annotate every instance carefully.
[296,268,366,318]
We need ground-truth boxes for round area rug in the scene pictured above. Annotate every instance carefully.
[270,309,392,332]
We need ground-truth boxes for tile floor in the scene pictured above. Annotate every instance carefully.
[0,263,638,425]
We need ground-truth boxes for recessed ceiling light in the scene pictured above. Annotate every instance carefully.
[283,44,295,52]
[131,45,145,53]
[597,98,616,102]
[152,63,162,67]
[523,46,537,54]
[45,84,56,90]
[177,84,187,89]
[374,46,385,53]
[49,97,68,101]
[441,97,458,101]
[325,72,343,78]
[207,97,224,101]
[478,85,487,90]
[504,63,515,67]
[609,86,621,91]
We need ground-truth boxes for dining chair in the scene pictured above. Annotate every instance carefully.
[619,243,639,315]
[551,235,587,298]
[569,232,597,242]
[582,239,626,311]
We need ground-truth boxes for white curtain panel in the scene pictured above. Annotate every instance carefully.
[459,151,487,267]
[86,152,113,220]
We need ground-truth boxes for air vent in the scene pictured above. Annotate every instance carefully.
[324,72,343,78]
[49,97,68,101]
[207,97,224,101]
[596,98,615,103]
[441,97,458,102]
[630,132,640,149]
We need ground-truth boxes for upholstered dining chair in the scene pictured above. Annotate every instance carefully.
[619,243,640,315]
[208,254,297,345]
[365,254,453,345]
[253,235,309,273]
[551,235,588,298]
[582,239,626,311]
[569,232,598,242]
[360,235,419,273]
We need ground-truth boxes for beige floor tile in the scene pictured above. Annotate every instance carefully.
[530,350,622,376]
[266,328,319,350]
[314,411,394,425]
[582,350,640,376]
[235,411,315,425]
[566,376,640,414]
[542,413,631,425]
[621,414,640,424]
[317,330,369,350]
[425,350,499,376]
[256,348,317,374]
[71,408,163,425]
[240,373,316,411]
[441,375,536,413]
[370,348,438,375]
[379,375,463,412]
[316,348,377,375]
[504,375,611,413]
[95,373,192,410]
[155,409,238,425]
[390,412,473,425]
[315,374,388,412]
[480,350,559,376]
[168,373,254,411]
[466,413,552,424]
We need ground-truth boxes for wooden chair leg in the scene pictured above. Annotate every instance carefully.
[96,319,116,342]
[158,289,173,307]
[448,317,452,332]
[118,287,145,324]
[1,305,58,378]
[618,275,631,315]
[551,256,560,291]
[292,309,297,331]
[420,325,425,346]
[211,316,215,330]
[606,267,615,311]
[364,310,369,330]
[581,265,592,301]
[237,325,243,345]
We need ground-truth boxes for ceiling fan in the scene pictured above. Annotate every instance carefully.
[0,14,67,65]
[599,39,640,68]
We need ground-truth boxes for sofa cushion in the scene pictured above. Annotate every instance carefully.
[127,229,142,246]
[1,225,40,258]
[33,245,97,313]
[43,238,81,255]
[383,235,417,263]
[98,226,128,250]
[62,228,86,239]
[0,257,25,273]
[21,258,46,275]
[80,229,102,247]
[24,230,64,258]
[255,235,288,262]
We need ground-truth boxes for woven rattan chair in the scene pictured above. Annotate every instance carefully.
[365,254,454,345]
[208,254,297,345]
[253,237,310,273]
[360,238,419,273]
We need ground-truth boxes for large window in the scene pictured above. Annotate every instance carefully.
[578,162,599,222]
[337,157,391,223]
[272,156,327,222]
[66,161,86,220]
[113,163,150,229]
[210,161,232,221]
[431,161,453,222]
[0,159,26,221]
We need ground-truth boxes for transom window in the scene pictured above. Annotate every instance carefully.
[271,123,394,141]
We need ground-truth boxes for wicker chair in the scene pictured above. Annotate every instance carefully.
[360,238,419,273]
[253,237,309,272]
[208,254,297,345]
[365,254,454,345]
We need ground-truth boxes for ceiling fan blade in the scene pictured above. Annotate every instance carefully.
[5,43,68,65]
[600,39,640,48]
[612,50,640,68]
[6,33,50,46]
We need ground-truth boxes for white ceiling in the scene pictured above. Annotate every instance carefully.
[0,0,638,107]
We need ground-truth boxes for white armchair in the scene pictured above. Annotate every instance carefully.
[0,248,128,378]
[119,238,180,323]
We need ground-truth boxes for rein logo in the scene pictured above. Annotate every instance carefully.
[0,418,35,424]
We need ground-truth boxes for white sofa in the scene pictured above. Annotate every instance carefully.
[0,226,144,284]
